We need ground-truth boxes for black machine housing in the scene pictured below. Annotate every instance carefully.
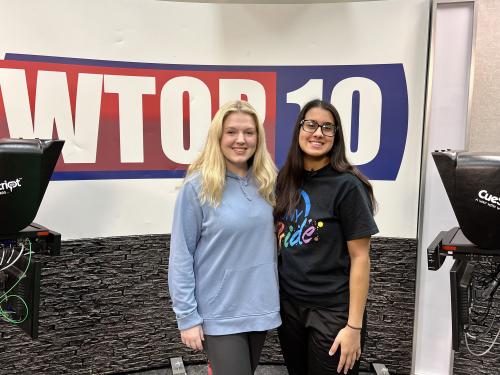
[428,150,500,351]
[0,138,64,339]
[432,150,500,250]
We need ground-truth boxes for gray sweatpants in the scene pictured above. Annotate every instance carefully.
[204,331,267,375]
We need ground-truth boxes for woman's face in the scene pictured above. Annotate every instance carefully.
[298,107,335,161]
[220,112,258,174]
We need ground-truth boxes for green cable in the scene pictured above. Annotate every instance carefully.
[0,239,32,324]
[0,294,29,323]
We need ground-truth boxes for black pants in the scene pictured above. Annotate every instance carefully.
[204,331,267,375]
[278,298,367,375]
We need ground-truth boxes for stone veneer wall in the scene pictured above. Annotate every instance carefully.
[0,235,416,375]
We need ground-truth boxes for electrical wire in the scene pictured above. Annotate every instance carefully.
[0,239,32,324]
[463,261,500,356]
[0,294,29,323]
[466,307,498,340]
[0,244,5,266]
[0,240,31,302]
[0,246,13,268]
[465,326,500,356]
[470,297,494,324]
[6,245,14,264]
[1,242,25,271]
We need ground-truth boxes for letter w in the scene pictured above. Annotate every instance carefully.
[0,68,102,163]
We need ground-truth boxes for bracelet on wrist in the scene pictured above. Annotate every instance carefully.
[346,323,362,330]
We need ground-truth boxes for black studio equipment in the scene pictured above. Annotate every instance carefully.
[0,138,64,339]
[428,150,500,353]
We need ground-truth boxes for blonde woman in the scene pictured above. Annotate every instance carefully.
[168,100,280,375]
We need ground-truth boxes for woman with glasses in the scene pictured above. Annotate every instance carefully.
[274,99,378,375]
[168,100,281,375]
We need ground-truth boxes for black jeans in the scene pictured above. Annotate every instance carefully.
[204,331,267,375]
[278,298,367,375]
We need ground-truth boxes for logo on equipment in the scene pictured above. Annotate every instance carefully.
[476,189,500,211]
[0,178,22,195]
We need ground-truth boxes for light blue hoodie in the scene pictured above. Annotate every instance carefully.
[168,170,281,335]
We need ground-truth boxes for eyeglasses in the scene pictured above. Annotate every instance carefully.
[300,119,336,137]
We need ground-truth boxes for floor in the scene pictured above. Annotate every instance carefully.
[126,365,287,374]
[127,364,378,375]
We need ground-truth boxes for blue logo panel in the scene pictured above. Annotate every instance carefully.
[275,64,408,180]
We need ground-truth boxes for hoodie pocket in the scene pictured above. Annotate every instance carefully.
[205,262,279,319]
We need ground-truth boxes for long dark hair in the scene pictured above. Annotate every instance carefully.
[274,99,376,221]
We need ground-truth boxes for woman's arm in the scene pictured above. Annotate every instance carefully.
[168,181,204,349]
[347,236,370,330]
[329,236,371,374]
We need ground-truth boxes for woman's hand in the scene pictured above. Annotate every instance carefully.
[329,325,361,374]
[180,325,204,350]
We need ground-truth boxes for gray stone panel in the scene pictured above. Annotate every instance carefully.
[0,235,416,374]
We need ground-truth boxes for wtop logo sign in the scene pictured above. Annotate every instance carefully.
[0,55,408,181]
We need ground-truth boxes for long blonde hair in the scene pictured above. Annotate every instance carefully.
[186,100,277,206]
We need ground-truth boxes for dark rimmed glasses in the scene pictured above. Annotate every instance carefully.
[300,119,336,137]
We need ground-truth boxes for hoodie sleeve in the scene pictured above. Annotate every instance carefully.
[168,180,203,331]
